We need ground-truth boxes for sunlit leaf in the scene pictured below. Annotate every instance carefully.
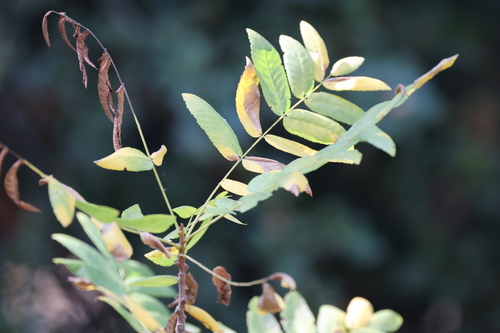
[98,296,149,333]
[300,21,329,82]
[247,29,291,116]
[345,297,374,330]
[257,283,285,315]
[47,177,75,227]
[323,76,391,91]
[182,93,242,161]
[330,56,365,76]
[173,205,198,219]
[279,171,311,197]
[125,295,162,332]
[144,249,177,267]
[265,134,317,157]
[247,296,283,333]
[359,125,396,156]
[102,222,133,262]
[281,291,316,333]
[412,54,458,92]
[350,328,385,333]
[279,35,315,98]
[223,214,246,225]
[130,275,178,288]
[242,156,286,174]
[94,147,154,172]
[283,109,345,144]
[113,84,125,151]
[150,144,167,166]
[317,305,346,333]
[4,159,41,213]
[212,266,232,306]
[75,200,120,222]
[77,212,115,263]
[236,57,262,137]
[368,309,403,332]
[185,304,223,333]
[97,51,114,122]
[305,92,365,125]
[122,204,143,219]
[220,179,251,196]
[116,214,176,233]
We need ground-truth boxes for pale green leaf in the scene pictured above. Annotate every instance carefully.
[323,76,391,91]
[237,190,273,213]
[76,212,115,262]
[330,56,365,76]
[99,296,150,333]
[115,214,176,233]
[283,109,346,144]
[120,259,155,278]
[247,172,282,193]
[300,21,329,82]
[52,258,86,276]
[279,35,315,98]
[247,296,283,333]
[94,147,154,171]
[223,214,247,225]
[48,177,75,227]
[317,305,346,333]
[130,293,171,327]
[368,309,404,332]
[305,92,365,125]
[122,204,144,219]
[125,276,177,298]
[281,291,317,333]
[75,200,120,223]
[247,29,291,115]
[182,93,242,161]
[129,275,178,287]
[350,328,385,333]
[173,205,198,219]
[359,125,396,156]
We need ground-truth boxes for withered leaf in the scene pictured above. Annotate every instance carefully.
[58,14,77,52]
[212,266,231,306]
[67,276,96,291]
[268,272,297,290]
[98,51,114,122]
[42,11,54,47]
[140,231,170,258]
[0,147,9,177]
[113,84,125,151]
[235,57,262,138]
[4,159,41,213]
[165,312,177,333]
[167,273,198,308]
[257,282,285,315]
[76,31,90,88]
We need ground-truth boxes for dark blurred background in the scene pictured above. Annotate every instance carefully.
[1,0,499,332]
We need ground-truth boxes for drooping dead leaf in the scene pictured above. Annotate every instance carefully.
[165,312,177,333]
[58,14,77,52]
[4,159,41,213]
[268,272,297,290]
[167,272,198,307]
[257,282,286,315]
[235,57,262,138]
[67,276,96,291]
[42,11,54,47]
[185,304,223,333]
[98,51,114,122]
[140,231,170,258]
[113,84,125,151]
[412,54,459,91]
[242,156,286,174]
[212,266,231,306]
[76,31,90,88]
[0,147,9,177]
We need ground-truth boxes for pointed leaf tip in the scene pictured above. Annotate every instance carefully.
[412,54,458,91]
[150,145,167,166]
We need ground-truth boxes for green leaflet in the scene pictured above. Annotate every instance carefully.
[247,29,291,115]
[129,275,178,288]
[368,310,404,332]
[130,292,171,327]
[281,291,317,333]
[98,296,149,333]
[182,93,242,161]
[77,212,116,262]
[305,92,365,125]
[115,214,176,233]
[247,297,283,333]
[358,125,396,157]
[122,204,144,219]
[283,109,346,144]
[317,305,346,333]
[75,200,120,223]
[279,35,315,98]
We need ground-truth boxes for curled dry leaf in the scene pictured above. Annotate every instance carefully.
[67,276,96,291]
[257,282,285,315]
[212,266,232,306]
[167,272,198,308]
[76,31,90,88]
[4,159,41,213]
[235,57,262,138]
[140,231,170,258]
[42,11,54,47]
[98,51,114,122]
[58,14,77,52]
[268,272,297,290]
[165,312,177,333]
[0,147,9,177]
[113,84,125,151]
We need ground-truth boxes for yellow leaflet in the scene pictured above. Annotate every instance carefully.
[185,304,223,333]
[300,21,329,82]
[48,177,76,227]
[102,222,133,262]
[124,295,162,332]
[330,56,365,76]
[220,179,251,196]
[94,147,153,172]
[323,77,391,91]
[235,57,262,138]
[150,144,167,166]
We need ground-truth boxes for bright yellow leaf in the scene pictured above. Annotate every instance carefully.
[300,21,329,82]
[323,77,391,91]
[102,222,133,262]
[185,304,223,333]
[236,57,262,138]
[150,144,167,166]
[125,295,162,332]
[220,179,251,196]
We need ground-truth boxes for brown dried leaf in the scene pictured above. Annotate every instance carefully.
[0,147,9,177]
[140,231,170,258]
[113,84,125,151]
[212,266,231,306]
[67,276,96,291]
[167,272,198,308]
[268,272,297,290]
[257,282,285,315]
[42,11,53,47]
[58,14,77,52]
[98,51,114,122]
[4,159,41,213]
[242,156,285,174]
[76,31,90,88]
[165,312,177,333]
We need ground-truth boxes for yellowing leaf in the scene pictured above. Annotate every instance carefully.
[124,295,162,332]
[283,109,345,144]
[150,144,167,166]
[345,297,374,330]
[323,76,391,91]
[220,179,251,196]
[172,205,198,219]
[236,57,262,138]
[265,134,317,157]
[330,56,365,76]
[300,21,329,82]
[280,171,310,197]
[185,304,223,333]
[412,54,459,91]
[242,156,286,173]
[144,248,178,267]
[94,147,154,171]
[48,176,76,227]
[101,222,133,262]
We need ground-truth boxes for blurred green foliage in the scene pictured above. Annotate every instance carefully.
[0,0,499,332]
